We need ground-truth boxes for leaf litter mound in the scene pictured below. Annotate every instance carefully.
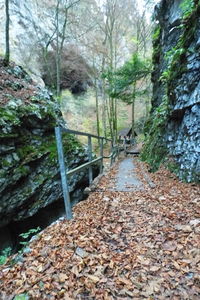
[0,159,199,299]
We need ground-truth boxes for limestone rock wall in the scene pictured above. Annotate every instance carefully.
[0,0,55,84]
[142,0,200,182]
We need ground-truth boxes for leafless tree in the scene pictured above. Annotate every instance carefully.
[4,0,10,66]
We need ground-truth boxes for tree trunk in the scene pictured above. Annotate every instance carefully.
[4,0,10,66]
[131,83,136,143]
[107,96,113,140]
[102,81,107,139]
[95,78,100,139]
[114,97,117,142]
[56,0,61,96]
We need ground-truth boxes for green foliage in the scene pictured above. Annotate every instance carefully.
[180,0,195,18]
[104,53,151,104]
[162,46,186,82]
[159,70,170,83]
[152,26,161,41]
[164,47,185,63]
[19,227,41,247]
[0,247,12,265]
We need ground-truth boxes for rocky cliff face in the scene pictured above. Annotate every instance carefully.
[0,60,92,249]
[142,0,200,182]
[0,0,52,84]
[0,0,92,92]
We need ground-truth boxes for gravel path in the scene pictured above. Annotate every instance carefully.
[115,157,143,191]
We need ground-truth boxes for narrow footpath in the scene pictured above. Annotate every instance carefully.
[115,157,142,191]
[0,158,200,299]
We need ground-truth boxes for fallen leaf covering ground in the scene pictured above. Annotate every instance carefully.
[0,58,38,106]
[0,158,199,299]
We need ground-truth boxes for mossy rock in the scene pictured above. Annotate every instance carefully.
[0,77,89,227]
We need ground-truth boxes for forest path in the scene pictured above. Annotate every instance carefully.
[115,157,143,191]
[0,158,200,299]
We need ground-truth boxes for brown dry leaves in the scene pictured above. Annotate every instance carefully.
[0,59,38,106]
[0,159,199,299]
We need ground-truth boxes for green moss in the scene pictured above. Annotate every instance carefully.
[152,25,162,65]
[1,159,11,168]
[17,145,35,159]
[180,0,195,19]
[31,133,82,163]
[141,96,169,170]
[13,166,30,181]
[152,26,161,41]
[0,108,20,126]
[160,46,187,98]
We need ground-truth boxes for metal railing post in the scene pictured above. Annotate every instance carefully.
[117,143,119,159]
[88,136,93,184]
[113,136,116,163]
[110,141,113,166]
[55,126,72,220]
[113,146,116,163]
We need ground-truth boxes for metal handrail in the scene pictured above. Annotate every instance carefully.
[55,126,120,220]
[67,157,103,176]
[61,127,112,141]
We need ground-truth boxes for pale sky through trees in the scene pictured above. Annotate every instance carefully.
[96,0,156,11]
[137,0,160,17]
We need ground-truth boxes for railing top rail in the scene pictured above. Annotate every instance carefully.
[67,156,102,177]
[58,126,112,142]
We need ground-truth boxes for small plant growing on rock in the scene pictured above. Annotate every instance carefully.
[0,247,12,265]
[19,227,41,247]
